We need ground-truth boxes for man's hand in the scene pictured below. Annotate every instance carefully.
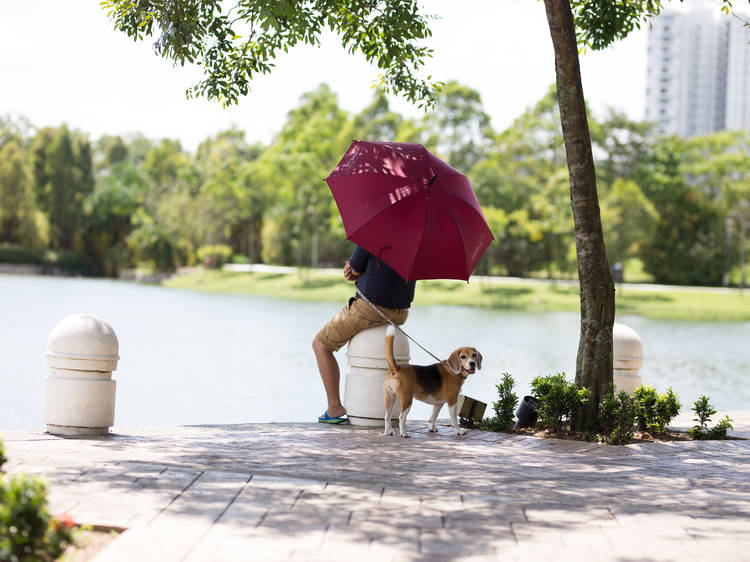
[343,260,361,281]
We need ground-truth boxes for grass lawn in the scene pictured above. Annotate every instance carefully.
[163,268,750,322]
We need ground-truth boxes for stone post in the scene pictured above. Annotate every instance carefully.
[344,324,410,426]
[43,314,119,436]
[613,323,643,394]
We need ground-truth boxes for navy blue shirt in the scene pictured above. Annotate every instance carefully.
[350,246,415,309]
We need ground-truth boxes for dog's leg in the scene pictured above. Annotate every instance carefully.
[398,404,412,438]
[427,404,442,432]
[448,403,467,436]
[396,390,412,438]
[383,389,395,436]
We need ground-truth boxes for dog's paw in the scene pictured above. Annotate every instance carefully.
[455,427,467,436]
[427,426,438,433]
[400,432,411,438]
[382,428,394,436]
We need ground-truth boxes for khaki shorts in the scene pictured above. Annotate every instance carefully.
[316,297,409,351]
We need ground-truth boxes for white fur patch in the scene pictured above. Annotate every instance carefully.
[386,324,396,337]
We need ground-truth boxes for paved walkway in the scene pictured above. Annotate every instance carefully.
[2,417,750,561]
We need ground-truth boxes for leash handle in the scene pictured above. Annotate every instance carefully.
[354,283,442,364]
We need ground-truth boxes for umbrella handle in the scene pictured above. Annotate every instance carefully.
[376,246,392,268]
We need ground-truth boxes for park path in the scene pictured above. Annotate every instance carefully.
[2,419,750,561]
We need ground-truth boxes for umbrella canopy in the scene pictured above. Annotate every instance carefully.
[326,140,494,281]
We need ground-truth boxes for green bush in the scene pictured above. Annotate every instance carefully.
[0,243,44,265]
[480,373,518,432]
[688,395,733,440]
[197,244,232,269]
[599,385,636,445]
[231,253,251,264]
[0,244,104,276]
[530,373,589,432]
[632,386,681,436]
[0,438,75,561]
[0,439,6,469]
[43,249,96,276]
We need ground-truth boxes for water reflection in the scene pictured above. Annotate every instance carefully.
[1,274,748,430]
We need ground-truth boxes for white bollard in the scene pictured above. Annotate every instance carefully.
[344,324,410,426]
[613,323,643,394]
[43,314,119,436]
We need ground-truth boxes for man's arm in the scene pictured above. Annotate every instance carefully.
[343,261,361,281]
[345,246,368,281]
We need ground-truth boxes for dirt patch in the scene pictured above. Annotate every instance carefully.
[461,421,699,443]
[510,427,694,443]
[59,527,121,561]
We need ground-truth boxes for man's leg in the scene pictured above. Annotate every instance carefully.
[313,298,404,419]
[312,336,346,418]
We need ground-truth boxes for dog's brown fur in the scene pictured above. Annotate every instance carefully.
[382,325,482,437]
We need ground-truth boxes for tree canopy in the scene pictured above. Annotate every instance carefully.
[102,0,438,107]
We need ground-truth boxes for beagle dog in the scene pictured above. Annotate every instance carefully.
[382,325,482,438]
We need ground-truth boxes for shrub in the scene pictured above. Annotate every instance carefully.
[481,373,518,432]
[197,244,232,269]
[231,253,251,264]
[530,373,589,432]
[599,385,636,445]
[688,395,733,440]
[632,385,681,436]
[43,249,96,276]
[0,243,44,265]
[707,417,734,440]
[0,438,75,561]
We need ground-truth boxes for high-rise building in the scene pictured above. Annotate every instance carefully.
[726,18,750,131]
[645,9,749,137]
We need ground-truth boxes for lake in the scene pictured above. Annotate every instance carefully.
[1,274,748,430]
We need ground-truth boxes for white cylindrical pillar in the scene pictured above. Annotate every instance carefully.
[43,314,119,436]
[345,324,410,426]
[613,323,643,394]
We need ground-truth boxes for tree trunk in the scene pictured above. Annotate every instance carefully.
[723,216,733,287]
[544,0,615,430]
[739,212,746,291]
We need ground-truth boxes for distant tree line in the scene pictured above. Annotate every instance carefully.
[0,82,748,286]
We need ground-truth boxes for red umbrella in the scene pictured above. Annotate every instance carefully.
[326,140,494,281]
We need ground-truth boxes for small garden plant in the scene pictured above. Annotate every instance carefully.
[0,437,76,561]
[598,385,636,445]
[530,372,590,433]
[480,373,518,432]
[632,385,681,437]
[480,374,731,446]
[688,395,733,440]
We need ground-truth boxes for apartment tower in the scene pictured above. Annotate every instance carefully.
[645,9,749,136]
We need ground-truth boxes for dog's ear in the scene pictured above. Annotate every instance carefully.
[447,350,462,375]
[475,350,483,370]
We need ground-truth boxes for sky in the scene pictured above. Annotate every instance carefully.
[0,1,656,152]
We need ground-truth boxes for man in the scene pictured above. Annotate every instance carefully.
[313,245,415,423]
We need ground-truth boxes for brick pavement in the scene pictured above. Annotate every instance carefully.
[2,420,750,561]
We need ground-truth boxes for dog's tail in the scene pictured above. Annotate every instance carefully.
[384,324,400,373]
